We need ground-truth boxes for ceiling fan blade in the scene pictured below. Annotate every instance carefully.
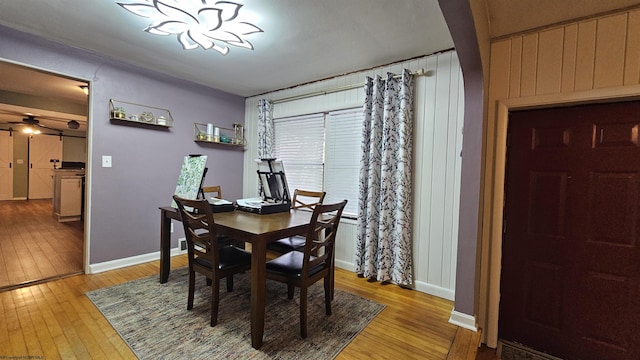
[37,123,58,130]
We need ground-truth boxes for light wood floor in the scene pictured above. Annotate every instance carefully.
[0,253,483,359]
[0,199,84,291]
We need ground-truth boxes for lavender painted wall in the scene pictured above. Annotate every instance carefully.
[438,0,485,318]
[0,25,245,264]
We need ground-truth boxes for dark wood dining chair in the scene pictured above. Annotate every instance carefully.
[173,195,251,327]
[201,185,222,199]
[199,185,241,247]
[267,189,326,254]
[265,199,347,338]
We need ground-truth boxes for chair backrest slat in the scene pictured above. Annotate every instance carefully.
[292,189,326,210]
[202,185,222,199]
[301,200,347,275]
[173,195,220,267]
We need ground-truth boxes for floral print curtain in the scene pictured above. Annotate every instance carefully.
[257,98,274,159]
[355,69,414,286]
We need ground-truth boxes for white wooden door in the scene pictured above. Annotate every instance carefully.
[0,131,13,200]
[29,135,62,199]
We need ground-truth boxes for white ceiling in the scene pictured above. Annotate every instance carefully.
[0,0,454,97]
[0,0,639,132]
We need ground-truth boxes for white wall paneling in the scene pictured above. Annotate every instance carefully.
[244,50,465,300]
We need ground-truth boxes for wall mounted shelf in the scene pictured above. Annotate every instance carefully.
[109,99,174,128]
[194,123,245,147]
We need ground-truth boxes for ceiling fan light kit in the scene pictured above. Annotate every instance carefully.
[22,126,40,134]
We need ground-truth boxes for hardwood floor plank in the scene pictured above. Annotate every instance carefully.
[17,293,45,357]
[6,291,29,356]
[26,288,60,360]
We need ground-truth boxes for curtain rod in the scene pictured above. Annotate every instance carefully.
[269,68,427,104]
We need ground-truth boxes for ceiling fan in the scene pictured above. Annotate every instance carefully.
[0,109,85,132]
[9,115,57,133]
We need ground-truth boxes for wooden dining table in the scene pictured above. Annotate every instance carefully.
[159,206,313,349]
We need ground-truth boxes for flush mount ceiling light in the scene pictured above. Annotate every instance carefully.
[117,0,263,55]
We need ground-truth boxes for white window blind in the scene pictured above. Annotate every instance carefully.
[325,108,362,216]
[273,113,325,195]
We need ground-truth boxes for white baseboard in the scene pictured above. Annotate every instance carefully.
[334,260,455,301]
[88,248,182,274]
[334,259,355,272]
[414,280,455,301]
[449,309,477,331]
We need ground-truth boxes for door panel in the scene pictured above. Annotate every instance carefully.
[501,101,640,360]
[0,131,13,200]
[28,135,62,199]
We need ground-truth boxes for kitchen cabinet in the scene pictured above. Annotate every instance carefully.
[53,169,85,222]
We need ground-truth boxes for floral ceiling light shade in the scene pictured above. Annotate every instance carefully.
[116,0,263,55]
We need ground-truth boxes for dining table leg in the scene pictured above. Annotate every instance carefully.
[159,208,172,283]
[250,239,267,349]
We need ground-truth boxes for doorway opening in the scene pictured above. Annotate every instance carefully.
[0,61,89,291]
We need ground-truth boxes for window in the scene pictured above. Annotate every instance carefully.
[273,113,325,196]
[273,108,362,216]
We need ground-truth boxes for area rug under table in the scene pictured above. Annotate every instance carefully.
[86,267,385,359]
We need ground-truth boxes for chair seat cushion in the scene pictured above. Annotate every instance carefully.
[195,245,251,270]
[267,235,306,253]
[279,235,306,248]
[266,250,325,277]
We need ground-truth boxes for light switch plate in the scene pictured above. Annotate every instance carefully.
[102,155,112,168]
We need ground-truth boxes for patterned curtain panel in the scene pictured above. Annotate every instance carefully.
[355,69,415,286]
[257,99,274,159]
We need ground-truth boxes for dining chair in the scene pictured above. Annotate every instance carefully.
[173,195,252,327]
[200,185,241,247]
[201,185,222,199]
[267,189,326,254]
[265,199,347,338]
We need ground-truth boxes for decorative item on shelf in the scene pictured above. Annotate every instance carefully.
[220,133,232,143]
[111,107,126,119]
[206,123,214,141]
[214,126,221,142]
[140,111,155,123]
[129,114,138,121]
[233,123,244,145]
[156,116,167,126]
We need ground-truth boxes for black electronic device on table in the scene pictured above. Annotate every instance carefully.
[236,159,292,215]
[196,167,235,213]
